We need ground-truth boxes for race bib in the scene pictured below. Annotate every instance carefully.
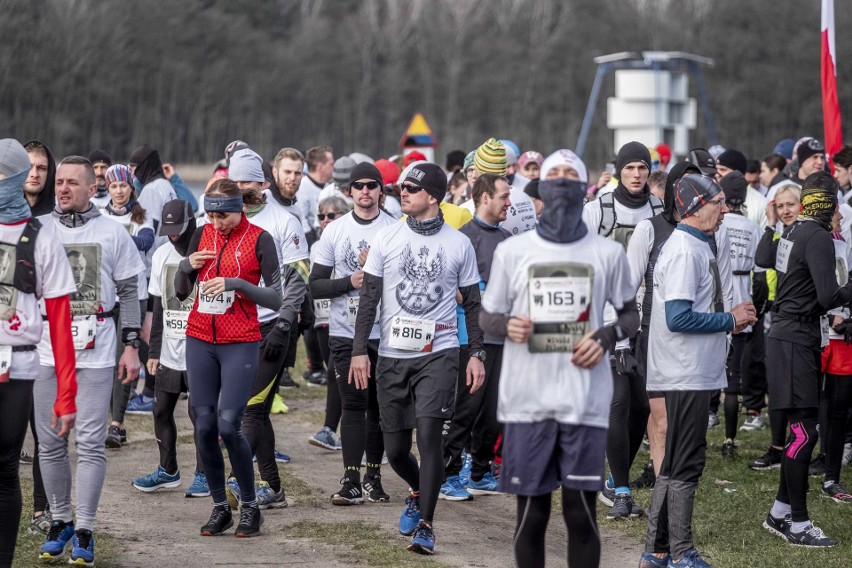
[0,345,11,383]
[71,316,96,350]
[388,316,436,352]
[776,238,793,273]
[314,298,331,324]
[164,309,189,340]
[197,282,234,315]
[528,262,594,353]
[346,296,381,326]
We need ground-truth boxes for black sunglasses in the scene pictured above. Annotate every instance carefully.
[400,183,424,193]
[351,181,380,191]
[317,212,339,221]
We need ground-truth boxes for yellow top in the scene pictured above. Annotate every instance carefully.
[401,201,472,230]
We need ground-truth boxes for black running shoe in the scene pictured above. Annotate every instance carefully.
[331,477,364,505]
[279,368,299,389]
[235,506,263,538]
[363,472,390,503]
[606,494,644,519]
[721,440,736,459]
[808,454,826,476]
[762,513,791,541]
[749,447,782,470]
[200,505,233,536]
[630,462,656,490]
[786,523,837,548]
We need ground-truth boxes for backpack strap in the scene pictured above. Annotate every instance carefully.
[649,195,664,216]
[13,217,41,295]
[597,192,616,237]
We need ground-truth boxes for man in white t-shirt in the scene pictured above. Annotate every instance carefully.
[349,162,485,555]
[0,139,77,566]
[34,156,143,566]
[643,174,756,568]
[298,145,334,239]
[269,147,313,242]
[480,149,639,568]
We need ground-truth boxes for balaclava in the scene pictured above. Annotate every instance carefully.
[0,139,34,223]
[536,149,589,243]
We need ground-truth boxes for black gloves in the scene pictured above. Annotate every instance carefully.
[833,317,852,345]
[614,348,640,377]
[263,319,292,361]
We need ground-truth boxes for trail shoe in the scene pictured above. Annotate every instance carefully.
[20,446,34,464]
[762,512,791,541]
[598,476,616,507]
[439,475,473,501]
[638,551,670,568]
[363,472,390,502]
[185,471,210,498]
[785,523,837,548]
[225,477,241,510]
[467,472,500,495]
[309,426,341,450]
[256,481,288,509]
[668,548,712,567]
[69,529,95,567]
[407,520,435,555]
[331,477,364,505]
[808,454,826,476]
[305,370,328,387]
[821,481,852,503]
[270,393,288,414]
[200,505,233,536]
[399,494,421,535]
[749,447,782,470]
[707,412,720,430]
[720,439,737,459]
[274,449,291,463]
[235,506,263,538]
[739,412,764,431]
[27,510,52,535]
[132,466,181,492]
[842,442,852,466]
[631,462,656,490]
[125,394,154,414]
[278,368,299,389]
[105,424,127,449]
[39,520,75,561]
[607,493,644,519]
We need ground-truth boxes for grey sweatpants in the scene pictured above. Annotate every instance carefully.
[34,366,113,532]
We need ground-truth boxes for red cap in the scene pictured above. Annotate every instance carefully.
[403,150,427,167]
[374,159,400,186]
[655,143,672,163]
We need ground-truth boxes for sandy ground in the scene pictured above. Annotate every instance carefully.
[22,389,643,567]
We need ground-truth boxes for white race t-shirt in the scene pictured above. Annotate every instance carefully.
[460,187,536,236]
[148,243,195,370]
[483,230,634,428]
[722,212,760,314]
[364,221,480,358]
[263,189,312,237]
[297,176,323,231]
[0,221,76,379]
[37,214,145,369]
[828,238,852,340]
[137,178,177,255]
[247,203,309,323]
[647,228,728,391]
[312,211,396,340]
[101,210,153,301]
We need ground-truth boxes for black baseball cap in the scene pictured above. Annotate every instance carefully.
[159,199,193,236]
[685,147,717,176]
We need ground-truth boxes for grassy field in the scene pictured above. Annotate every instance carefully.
[598,414,851,568]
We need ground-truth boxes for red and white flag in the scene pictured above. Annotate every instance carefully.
[822,0,843,171]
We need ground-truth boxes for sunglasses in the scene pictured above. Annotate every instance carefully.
[317,212,339,221]
[400,183,425,193]
[351,181,380,191]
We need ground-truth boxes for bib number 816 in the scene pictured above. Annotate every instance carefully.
[401,327,422,339]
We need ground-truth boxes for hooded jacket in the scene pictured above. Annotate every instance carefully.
[24,139,56,217]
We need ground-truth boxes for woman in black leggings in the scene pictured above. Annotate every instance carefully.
[175,179,282,537]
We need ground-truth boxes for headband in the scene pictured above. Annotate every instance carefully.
[204,194,244,213]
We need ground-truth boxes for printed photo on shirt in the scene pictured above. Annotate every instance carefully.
[65,244,101,314]
[163,263,196,311]
[0,243,18,321]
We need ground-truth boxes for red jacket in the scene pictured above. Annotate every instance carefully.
[187,217,264,343]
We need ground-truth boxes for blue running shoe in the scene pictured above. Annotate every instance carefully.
[256,481,288,509]
[225,477,240,510]
[125,394,154,414]
[467,472,500,495]
[668,548,712,568]
[252,450,291,464]
[598,474,616,507]
[69,529,94,566]
[399,494,421,535]
[132,466,181,492]
[407,521,435,555]
[39,520,75,561]
[439,475,473,501]
[638,551,670,568]
[186,471,210,498]
[459,452,472,486]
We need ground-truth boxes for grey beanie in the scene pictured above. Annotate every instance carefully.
[0,138,31,178]
[228,148,265,183]
[333,156,357,185]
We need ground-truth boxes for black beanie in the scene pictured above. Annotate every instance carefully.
[797,138,825,166]
[616,141,651,175]
[719,171,748,206]
[403,163,447,202]
[87,149,112,166]
[716,149,748,174]
[523,179,540,200]
[349,162,383,187]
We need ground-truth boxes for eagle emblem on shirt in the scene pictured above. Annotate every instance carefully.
[397,244,445,315]
[342,237,366,274]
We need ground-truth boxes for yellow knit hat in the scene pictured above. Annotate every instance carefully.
[474,138,507,175]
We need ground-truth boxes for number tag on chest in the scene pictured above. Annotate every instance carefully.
[164,310,189,340]
[71,316,96,350]
[314,299,331,323]
[388,316,436,352]
[528,263,594,353]
[345,296,381,326]
[776,238,793,273]
[197,283,234,315]
[0,345,11,383]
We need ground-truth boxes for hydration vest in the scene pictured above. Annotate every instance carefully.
[9,217,41,295]
[597,192,663,249]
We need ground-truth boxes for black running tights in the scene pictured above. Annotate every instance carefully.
[823,374,852,483]
[384,417,444,523]
[606,362,649,488]
[154,388,201,475]
[513,489,600,568]
[0,380,34,567]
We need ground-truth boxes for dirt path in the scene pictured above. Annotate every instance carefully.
[23,388,643,567]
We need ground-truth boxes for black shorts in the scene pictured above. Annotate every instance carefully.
[500,421,607,495]
[766,337,821,410]
[156,364,189,394]
[375,348,458,432]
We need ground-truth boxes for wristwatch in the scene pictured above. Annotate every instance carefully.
[123,330,140,349]
[124,339,141,349]
[470,350,487,362]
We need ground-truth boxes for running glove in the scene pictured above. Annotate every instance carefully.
[263,319,292,361]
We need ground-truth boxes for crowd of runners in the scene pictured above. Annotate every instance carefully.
[0,133,850,568]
